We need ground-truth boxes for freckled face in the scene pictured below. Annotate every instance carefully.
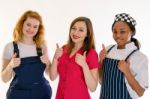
[22,17,40,39]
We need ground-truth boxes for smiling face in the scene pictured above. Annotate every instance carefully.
[22,17,40,39]
[112,21,132,49]
[70,21,87,45]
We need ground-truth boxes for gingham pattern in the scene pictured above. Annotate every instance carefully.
[115,13,136,26]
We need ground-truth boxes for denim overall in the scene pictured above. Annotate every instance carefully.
[100,45,137,99]
[7,42,52,99]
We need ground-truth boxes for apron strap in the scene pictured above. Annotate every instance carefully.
[13,41,20,58]
[107,45,115,53]
[36,48,42,57]
[125,49,138,61]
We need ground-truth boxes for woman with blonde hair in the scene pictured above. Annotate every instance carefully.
[1,10,52,99]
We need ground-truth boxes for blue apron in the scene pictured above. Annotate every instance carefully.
[100,45,137,99]
[6,42,52,99]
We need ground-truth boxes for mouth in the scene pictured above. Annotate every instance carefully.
[72,35,80,39]
[26,30,34,35]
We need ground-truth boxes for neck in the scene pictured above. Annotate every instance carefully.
[117,45,125,49]
[21,37,35,45]
[73,42,83,51]
[117,41,131,49]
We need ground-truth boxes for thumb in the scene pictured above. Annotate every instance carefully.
[42,48,46,55]
[12,53,17,58]
[56,43,59,49]
[127,59,130,65]
[102,44,107,52]
[83,51,87,57]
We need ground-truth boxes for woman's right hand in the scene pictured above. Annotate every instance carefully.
[53,44,63,60]
[99,44,108,64]
[9,53,21,69]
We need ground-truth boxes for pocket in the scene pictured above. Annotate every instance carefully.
[7,88,30,99]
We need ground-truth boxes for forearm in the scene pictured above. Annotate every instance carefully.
[98,68,102,84]
[124,70,145,96]
[45,64,50,75]
[82,64,98,92]
[49,58,58,81]
[1,64,13,83]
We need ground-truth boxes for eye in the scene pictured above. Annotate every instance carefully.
[26,23,31,27]
[79,29,84,32]
[113,30,117,34]
[71,27,76,30]
[120,30,126,34]
[33,25,39,29]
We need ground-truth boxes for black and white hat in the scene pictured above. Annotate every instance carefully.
[114,13,136,26]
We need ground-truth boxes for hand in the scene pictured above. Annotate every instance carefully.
[9,53,21,68]
[118,60,130,74]
[99,44,107,64]
[40,48,50,66]
[75,51,87,68]
[54,43,63,60]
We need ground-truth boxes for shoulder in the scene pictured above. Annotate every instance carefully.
[86,48,99,69]
[2,42,14,59]
[4,42,14,51]
[131,50,148,63]
[87,48,98,57]
[129,50,148,71]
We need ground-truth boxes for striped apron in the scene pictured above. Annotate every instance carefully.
[100,45,137,99]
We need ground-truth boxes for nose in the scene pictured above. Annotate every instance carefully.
[116,33,121,38]
[28,26,34,32]
[72,30,78,35]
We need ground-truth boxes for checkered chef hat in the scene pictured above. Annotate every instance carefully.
[114,13,136,26]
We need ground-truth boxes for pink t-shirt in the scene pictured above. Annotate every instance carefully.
[56,46,99,99]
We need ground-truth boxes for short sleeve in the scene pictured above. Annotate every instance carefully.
[2,42,14,60]
[134,55,149,89]
[86,49,99,70]
[130,52,149,90]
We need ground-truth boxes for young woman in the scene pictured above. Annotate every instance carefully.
[1,10,52,99]
[50,17,99,99]
[99,13,149,99]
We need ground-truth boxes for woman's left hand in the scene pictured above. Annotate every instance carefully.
[40,48,50,66]
[75,51,87,68]
[118,60,130,74]
[40,54,50,66]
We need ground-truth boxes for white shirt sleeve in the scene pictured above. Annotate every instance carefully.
[2,42,14,60]
[126,51,149,99]
[134,54,149,89]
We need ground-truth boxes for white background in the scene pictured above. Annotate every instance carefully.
[0,0,149,99]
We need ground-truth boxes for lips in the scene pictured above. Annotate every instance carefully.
[26,30,34,35]
[72,35,80,39]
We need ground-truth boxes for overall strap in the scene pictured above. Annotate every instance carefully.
[125,49,138,61]
[107,45,115,53]
[36,48,42,57]
[13,41,20,58]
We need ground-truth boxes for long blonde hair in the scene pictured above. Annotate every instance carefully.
[13,10,45,48]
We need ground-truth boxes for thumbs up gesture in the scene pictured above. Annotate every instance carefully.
[9,53,21,68]
[40,48,50,66]
[75,51,87,68]
[54,43,63,60]
[99,44,108,64]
